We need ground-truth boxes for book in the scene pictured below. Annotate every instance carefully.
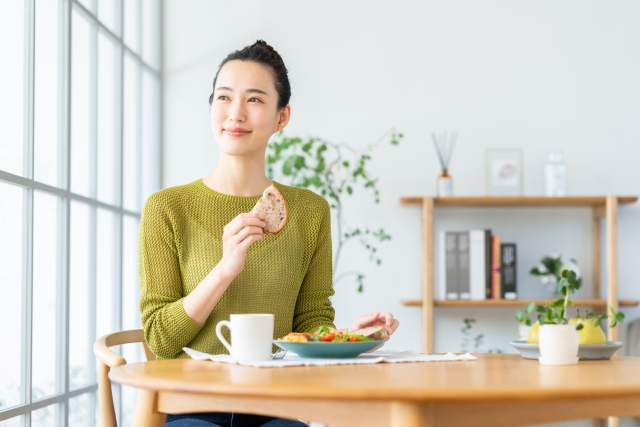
[484,229,491,300]
[469,230,488,300]
[440,231,459,299]
[457,232,470,299]
[501,243,517,299]
[491,235,501,299]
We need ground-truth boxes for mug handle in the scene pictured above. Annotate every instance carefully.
[216,320,233,355]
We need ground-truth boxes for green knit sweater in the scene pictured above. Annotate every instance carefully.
[139,180,336,359]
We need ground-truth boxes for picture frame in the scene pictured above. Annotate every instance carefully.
[485,149,523,196]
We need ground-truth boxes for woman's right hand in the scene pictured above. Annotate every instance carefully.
[219,212,266,279]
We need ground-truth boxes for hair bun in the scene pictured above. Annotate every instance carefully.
[253,39,275,52]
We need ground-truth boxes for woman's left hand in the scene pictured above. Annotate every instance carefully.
[348,312,399,340]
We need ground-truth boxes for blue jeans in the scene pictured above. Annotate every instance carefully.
[165,412,308,427]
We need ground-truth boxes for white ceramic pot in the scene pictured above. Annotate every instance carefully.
[538,324,579,365]
[518,324,531,340]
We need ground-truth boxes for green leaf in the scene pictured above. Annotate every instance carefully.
[576,324,584,330]
[561,269,568,278]
[524,302,535,315]
[565,270,577,284]
[342,161,350,167]
[282,160,292,176]
[346,186,353,195]
[594,317,601,327]
[516,311,524,322]
[541,257,556,274]
[293,155,305,169]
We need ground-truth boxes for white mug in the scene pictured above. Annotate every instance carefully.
[215,314,274,362]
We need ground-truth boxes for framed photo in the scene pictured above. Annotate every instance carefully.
[485,149,523,196]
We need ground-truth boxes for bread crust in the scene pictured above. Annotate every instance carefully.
[351,326,388,341]
[252,183,289,235]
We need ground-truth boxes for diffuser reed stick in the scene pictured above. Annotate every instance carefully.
[431,131,457,197]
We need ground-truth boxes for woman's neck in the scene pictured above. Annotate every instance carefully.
[203,154,273,197]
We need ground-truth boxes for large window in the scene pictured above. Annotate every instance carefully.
[0,0,161,426]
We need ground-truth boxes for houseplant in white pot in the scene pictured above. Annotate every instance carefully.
[530,254,581,297]
[515,270,624,365]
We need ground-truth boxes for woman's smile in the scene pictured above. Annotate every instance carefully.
[224,127,252,137]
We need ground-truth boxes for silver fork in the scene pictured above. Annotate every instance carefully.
[271,348,287,360]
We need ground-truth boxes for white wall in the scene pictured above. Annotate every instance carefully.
[163,2,640,423]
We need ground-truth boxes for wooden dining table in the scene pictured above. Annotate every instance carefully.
[109,354,640,427]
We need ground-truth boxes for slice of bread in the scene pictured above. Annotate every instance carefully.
[252,184,288,235]
[351,325,388,341]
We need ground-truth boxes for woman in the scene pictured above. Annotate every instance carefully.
[139,40,399,427]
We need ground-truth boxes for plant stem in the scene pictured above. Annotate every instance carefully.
[333,271,361,285]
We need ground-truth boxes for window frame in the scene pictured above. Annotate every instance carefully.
[0,0,161,425]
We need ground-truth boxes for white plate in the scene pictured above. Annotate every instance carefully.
[510,340,624,360]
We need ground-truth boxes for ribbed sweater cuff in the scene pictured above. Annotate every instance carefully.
[168,299,205,341]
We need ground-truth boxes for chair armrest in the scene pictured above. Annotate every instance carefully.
[94,335,127,368]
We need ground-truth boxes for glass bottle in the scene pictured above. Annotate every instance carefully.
[437,169,453,197]
[544,151,566,197]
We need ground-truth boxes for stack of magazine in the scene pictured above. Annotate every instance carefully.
[439,230,517,300]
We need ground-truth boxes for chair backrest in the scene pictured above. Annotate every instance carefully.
[628,318,640,357]
[93,329,155,427]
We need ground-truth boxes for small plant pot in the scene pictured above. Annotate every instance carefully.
[538,324,579,365]
[518,324,531,340]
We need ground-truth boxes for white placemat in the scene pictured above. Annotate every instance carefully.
[183,347,477,368]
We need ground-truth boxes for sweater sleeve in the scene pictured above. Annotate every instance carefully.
[138,193,204,359]
[292,197,336,333]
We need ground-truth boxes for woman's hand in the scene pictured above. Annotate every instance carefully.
[219,212,265,279]
[348,312,399,340]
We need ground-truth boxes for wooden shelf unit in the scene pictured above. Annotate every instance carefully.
[401,195,638,354]
[401,299,639,308]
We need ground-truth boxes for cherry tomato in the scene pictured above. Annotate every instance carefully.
[321,333,336,342]
[348,336,361,342]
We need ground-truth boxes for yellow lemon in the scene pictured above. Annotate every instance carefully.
[568,315,582,325]
[576,318,606,345]
[527,321,540,344]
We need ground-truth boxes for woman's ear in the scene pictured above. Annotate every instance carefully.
[277,104,291,131]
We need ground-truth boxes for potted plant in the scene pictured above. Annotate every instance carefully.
[266,129,403,292]
[515,270,624,365]
[530,254,581,297]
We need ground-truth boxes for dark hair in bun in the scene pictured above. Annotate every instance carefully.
[209,40,291,110]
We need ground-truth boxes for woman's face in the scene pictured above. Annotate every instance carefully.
[210,60,289,158]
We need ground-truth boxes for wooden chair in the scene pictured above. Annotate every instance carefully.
[93,329,156,427]
[628,317,640,357]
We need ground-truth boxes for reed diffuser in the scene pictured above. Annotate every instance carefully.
[432,131,457,197]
